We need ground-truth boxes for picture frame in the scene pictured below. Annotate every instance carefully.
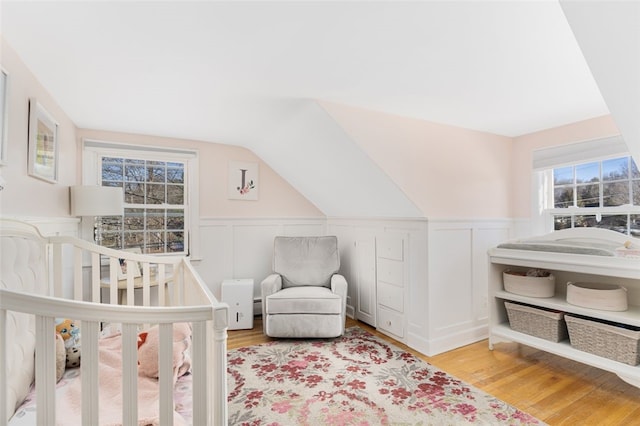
[0,68,8,166]
[28,97,58,183]
[228,161,259,200]
[117,247,142,280]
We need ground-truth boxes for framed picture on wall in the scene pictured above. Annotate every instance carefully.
[228,161,259,200]
[28,97,59,183]
[0,68,8,166]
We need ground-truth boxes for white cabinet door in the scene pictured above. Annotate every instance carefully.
[355,238,377,326]
[376,234,406,340]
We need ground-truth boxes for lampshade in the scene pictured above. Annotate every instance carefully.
[70,185,124,216]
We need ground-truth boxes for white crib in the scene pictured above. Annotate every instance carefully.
[0,219,229,425]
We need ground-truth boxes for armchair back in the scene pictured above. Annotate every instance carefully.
[273,236,340,288]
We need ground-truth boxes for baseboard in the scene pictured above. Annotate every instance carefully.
[423,325,488,356]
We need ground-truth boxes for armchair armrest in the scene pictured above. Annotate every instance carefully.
[261,274,282,333]
[331,274,348,333]
[261,273,282,298]
[330,274,347,299]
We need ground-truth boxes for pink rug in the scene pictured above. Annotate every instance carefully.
[227,327,544,425]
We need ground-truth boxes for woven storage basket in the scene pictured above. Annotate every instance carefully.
[504,301,568,342]
[503,270,555,298]
[565,315,640,366]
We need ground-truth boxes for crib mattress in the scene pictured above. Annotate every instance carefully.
[8,368,194,426]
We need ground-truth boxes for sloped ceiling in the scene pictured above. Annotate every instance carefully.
[560,0,640,166]
[3,1,636,218]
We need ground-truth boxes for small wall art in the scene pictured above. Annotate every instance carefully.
[228,161,259,200]
[28,97,59,183]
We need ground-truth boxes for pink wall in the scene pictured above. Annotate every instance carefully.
[0,37,77,217]
[321,101,513,218]
[76,129,324,218]
[510,115,619,217]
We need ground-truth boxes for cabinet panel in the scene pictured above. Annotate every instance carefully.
[377,257,403,287]
[377,236,403,261]
[355,239,377,326]
[377,281,403,312]
[378,306,404,338]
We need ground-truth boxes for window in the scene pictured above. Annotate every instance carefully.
[83,140,198,256]
[549,155,640,236]
[98,157,186,253]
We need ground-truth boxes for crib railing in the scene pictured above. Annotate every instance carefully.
[0,289,228,425]
[0,222,228,426]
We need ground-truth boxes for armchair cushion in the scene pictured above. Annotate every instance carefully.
[273,236,339,288]
[266,287,342,315]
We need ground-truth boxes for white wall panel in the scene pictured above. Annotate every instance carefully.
[426,219,513,355]
[232,224,280,299]
[194,225,232,299]
[429,228,474,333]
[473,227,511,320]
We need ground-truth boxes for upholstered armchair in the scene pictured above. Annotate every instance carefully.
[261,236,348,338]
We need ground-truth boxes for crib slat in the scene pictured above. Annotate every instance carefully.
[192,321,207,426]
[158,264,166,306]
[52,243,63,297]
[173,264,183,306]
[109,258,119,305]
[142,262,151,307]
[126,260,135,306]
[74,246,83,301]
[159,323,174,426]
[35,316,56,426]
[122,323,138,426]
[91,252,101,303]
[81,320,100,425]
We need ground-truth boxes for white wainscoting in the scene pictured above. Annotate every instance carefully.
[423,219,512,355]
[2,215,515,356]
[327,217,429,342]
[195,217,327,310]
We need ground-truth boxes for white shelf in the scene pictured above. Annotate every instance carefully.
[488,230,640,388]
[491,324,639,383]
[495,290,640,327]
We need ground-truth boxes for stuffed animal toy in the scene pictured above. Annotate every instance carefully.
[55,318,81,368]
[55,334,66,382]
[137,322,192,379]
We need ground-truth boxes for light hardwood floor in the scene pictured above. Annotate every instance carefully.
[228,317,640,426]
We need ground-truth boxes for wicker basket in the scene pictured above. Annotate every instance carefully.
[503,270,555,298]
[504,301,568,342]
[565,315,640,366]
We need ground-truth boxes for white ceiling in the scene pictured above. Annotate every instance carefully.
[1,0,610,145]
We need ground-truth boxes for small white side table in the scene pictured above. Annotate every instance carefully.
[221,279,254,330]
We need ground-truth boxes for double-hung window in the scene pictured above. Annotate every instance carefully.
[83,140,199,255]
[534,136,640,237]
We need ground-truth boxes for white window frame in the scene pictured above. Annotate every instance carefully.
[81,139,201,258]
[532,136,640,237]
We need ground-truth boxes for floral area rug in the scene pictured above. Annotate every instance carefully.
[227,327,544,425]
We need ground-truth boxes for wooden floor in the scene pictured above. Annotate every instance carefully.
[228,317,640,426]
